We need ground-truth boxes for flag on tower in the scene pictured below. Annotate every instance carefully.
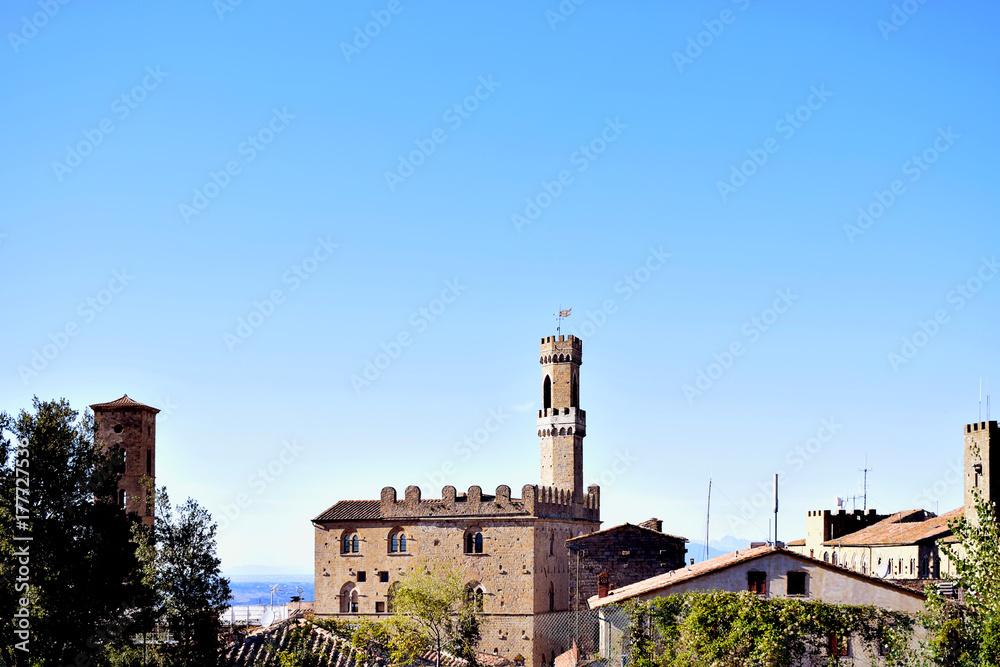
[559,309,571,317]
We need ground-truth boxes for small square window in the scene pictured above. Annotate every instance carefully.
[747,571,766,595]
[379,571,389,583]
[787,571,807,596]
[375,601,385,613]
[357,571,366,582]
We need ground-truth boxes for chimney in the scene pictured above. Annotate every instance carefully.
[597,571,610,598]
[639,518,663,532]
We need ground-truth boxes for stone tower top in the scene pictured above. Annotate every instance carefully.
[539,335,586,501]
[92,395,158,526]
[964,420,999,525]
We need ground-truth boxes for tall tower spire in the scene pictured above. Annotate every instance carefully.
[538,335,585,502]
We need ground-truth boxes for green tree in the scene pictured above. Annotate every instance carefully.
[382,559,481,667]
[0,398,154,666]
[144,486,232,667]
[940,477,1000,666]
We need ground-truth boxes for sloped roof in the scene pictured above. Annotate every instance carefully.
[313,500,381,522]
[566,521,687,546]
[823,507,963,546]
[90,394,160,413]
[588,545,926,609]
[785,538,806,546]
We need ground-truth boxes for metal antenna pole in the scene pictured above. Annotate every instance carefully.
[705,476,712,561]
[859,457,872,511]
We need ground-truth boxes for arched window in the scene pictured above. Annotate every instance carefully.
[342,530,360,554]
[543,376,552,411]
[910,558,916,576]
[823,552,829,563]
[549,532,554,556]
[570,370,579,408]
[831,552,837,566]
[340,582,358,614]
[548,582,555,612]
[389,528,408,553]
[466,582,485,612]
[118,489,126,508]
[464,528,484,554]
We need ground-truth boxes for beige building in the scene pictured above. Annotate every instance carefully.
[589,546,927,665]
[312,335,601,667]
[786,419,998,590]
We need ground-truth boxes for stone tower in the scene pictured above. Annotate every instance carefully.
[964,420,1000,524]
[537,335,586,501]
[91,395,159,526]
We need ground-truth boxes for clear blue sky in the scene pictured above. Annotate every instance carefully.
[2,1,998,573]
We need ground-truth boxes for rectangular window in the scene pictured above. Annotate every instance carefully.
[357,571,366,582]
[787,571,807,596]
[375,601,385,613]
[827,634,849,656]
[379,571,389,583]
[747,571,766,595]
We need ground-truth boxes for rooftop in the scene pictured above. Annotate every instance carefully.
[90,394,161,413]
[822,507,963,546]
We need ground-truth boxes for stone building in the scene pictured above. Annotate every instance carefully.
[312,335,601,667]
[787,419,998,588]
[90,394,160,526]
[565,519,687,613]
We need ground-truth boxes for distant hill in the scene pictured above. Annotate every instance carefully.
[685,535,751,564]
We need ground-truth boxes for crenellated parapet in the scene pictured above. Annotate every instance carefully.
[377,482,600,522]
[380,484,528,518]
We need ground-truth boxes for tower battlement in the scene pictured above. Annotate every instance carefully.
[540,335,582,363]
[377,483,600,522]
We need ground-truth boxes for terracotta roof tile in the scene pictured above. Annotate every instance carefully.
[90,394,160,413]
[785,538,806,546]
[823,507,963,546]
[313,500,381,522]
[567,522,687,545]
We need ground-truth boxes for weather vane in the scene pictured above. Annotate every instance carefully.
[554,307,571,335]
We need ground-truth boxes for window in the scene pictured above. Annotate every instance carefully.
[549,532,554,556]
[119,489,126,508]
[747,571,766,595]
[823,551,829,563]
[787,571,807,596]
[827,634,849,657]
[570,370,579,408]
[342,531,360,554]
[466,583,485,612]
[831,552,838,566]
[548,582,555,611]
[376,601,385,613]
[543,376,552,411]
[379,571,389,583]
[146,450,151,476]
[340,583,358,614]
[357,571,366,582]
[113,424,123,434]
[910,558,915,576]
[465,528,484,554]
[389,528,408,553]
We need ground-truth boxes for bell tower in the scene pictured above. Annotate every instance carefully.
[91,394,159,526]
[964,420,1000,525]
[538,335,586,502]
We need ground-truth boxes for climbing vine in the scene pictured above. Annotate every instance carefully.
[623,590,917,667]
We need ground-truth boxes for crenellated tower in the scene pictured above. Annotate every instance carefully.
[537,335,586,502]
[965,420,1000,525]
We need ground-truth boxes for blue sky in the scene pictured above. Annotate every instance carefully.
[2,1,998,573]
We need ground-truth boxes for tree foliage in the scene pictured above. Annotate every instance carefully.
[624,590,916,667]
[0,397,154,666]
[144,486,233,667]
